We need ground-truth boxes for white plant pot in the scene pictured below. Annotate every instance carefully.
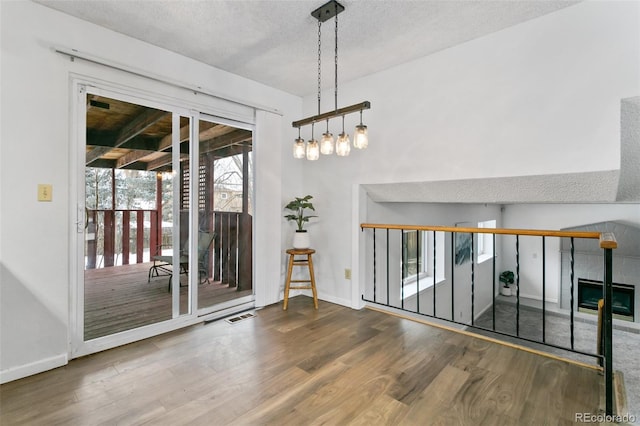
[293,231,310,249]
[500,286,512,296]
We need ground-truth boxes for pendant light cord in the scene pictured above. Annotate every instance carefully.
[317,19,322,116]
[334,7,339,112]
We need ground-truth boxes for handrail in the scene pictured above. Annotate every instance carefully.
[361,223,603,240]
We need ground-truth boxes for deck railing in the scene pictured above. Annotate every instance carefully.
[85,209,159,268]
[213,211,252,291]
[360,223,617,416]
[86,209,252,290]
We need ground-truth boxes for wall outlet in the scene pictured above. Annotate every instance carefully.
[344,269,351,280]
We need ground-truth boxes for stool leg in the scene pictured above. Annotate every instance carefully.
[308,254,318,310]
[283,253,295,310]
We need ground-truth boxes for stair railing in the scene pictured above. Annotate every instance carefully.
[360,223,617,416]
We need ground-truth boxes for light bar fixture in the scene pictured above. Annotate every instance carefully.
[292,0,371,160]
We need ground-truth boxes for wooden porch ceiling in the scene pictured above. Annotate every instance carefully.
[85,95,252,171]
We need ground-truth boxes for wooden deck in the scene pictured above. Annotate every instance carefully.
[84,263,252,340]
[1,298,606,425]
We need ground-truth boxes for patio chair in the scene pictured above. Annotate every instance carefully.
[148,231,215,291]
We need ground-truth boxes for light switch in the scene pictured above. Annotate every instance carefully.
[38,184,53,202]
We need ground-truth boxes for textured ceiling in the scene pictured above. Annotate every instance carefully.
[34,0,579,97]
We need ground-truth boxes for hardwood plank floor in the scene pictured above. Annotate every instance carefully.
[84,263,252,340]
[1,298,607,425]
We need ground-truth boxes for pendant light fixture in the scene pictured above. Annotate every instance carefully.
[320,120,334,154]
[292,0,370,160]
[353,110,368,149]
[335,115,350,156]
[306,123,320,160]
[293,127,306,159]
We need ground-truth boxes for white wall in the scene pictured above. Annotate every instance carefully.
[0,1,300,381]
[289,1,639,308]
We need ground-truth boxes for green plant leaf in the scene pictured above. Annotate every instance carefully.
[284,195,316,231]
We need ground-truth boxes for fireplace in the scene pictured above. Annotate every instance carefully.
[577,278,635,321]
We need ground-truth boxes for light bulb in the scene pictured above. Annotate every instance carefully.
[320,132,335,155]
[293,137,306,159]
[306,139,320,160]
[353,124,368,149]
[336,132,350,157]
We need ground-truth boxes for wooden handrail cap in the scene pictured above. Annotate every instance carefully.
[599,233,618,249]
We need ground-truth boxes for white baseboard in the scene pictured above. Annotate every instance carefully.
[318,292,351,308]
[282,291,352,309]
[520,292,559,304]
[0,353,68,384]
[285,292,351,309]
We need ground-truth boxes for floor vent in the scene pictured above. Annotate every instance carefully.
[224,312,256,324]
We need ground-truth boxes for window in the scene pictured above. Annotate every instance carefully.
[402,230,445,299]
[220,192,229,200]
[477,219,496,264]
[402,230,423,279]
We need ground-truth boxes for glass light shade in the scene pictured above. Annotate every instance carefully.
[306,139,320,160]
[293,137,306,159]
[320,132,334,155]
[336,132,351,157]
[353,124,368,149]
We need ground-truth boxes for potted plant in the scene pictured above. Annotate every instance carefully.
[499,270,515,296]
[284,195,317,248]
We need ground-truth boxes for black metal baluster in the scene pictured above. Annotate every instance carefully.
[416,230,420,314]
[603,246,614,416]
[401,230,405,310]
[451,232,455,321]
[570,237,575,351]
[492,233,496,331]
[471,233,475,326]
[433,231,437,318]
[516,235,520,337]
[542,236,546,343]
[386,229,389,306]
[373,229,376,303]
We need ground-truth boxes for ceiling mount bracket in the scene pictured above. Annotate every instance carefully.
[311,0,345,23]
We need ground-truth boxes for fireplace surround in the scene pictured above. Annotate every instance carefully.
[561,221,640,324]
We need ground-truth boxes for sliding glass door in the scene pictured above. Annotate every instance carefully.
[73,83,255,356]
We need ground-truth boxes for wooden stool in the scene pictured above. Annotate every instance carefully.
[283,248,318,310]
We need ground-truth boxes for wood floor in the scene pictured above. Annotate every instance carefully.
[85,263,252,340]
[1,297,606,425]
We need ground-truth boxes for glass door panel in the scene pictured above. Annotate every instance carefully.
[196,118,254,312]
[83,93,184,340]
